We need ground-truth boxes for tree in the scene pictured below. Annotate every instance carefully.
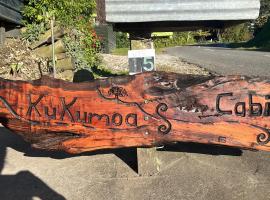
[255,0,270,29]
[22,0,96,27]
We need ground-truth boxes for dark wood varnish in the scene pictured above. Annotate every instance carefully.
[0,72,270,153]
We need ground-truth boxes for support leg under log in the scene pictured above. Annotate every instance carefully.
[130,32,163,176]
[137,147,159,176]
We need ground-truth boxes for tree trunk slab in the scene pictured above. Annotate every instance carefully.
[0,72,269,154]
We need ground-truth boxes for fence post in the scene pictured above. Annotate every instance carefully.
[129,32,161,176]
[0,23,6,47]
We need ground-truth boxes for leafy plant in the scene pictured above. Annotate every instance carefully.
[246,19,270,50]
[22,0,101,72]
[220,23,252,43]
[10,62,24,76]
[22,0,96,27]
[255,0,270,29]
[21,23,46,42]
[63,28,101,71]
[193,30,211,42]
[79,23,102,68]
[116,32,129,48]
[154,32,196,48]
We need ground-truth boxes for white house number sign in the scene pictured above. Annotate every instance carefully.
[128,49,155,75]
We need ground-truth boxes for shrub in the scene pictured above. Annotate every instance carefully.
[63,26,101,71]
[116,32,129,48]
[220,23,252,43]
[255,0,270,29]
[246,19,270,49]
[22,23,46,43]
[22,0,95,27]
[116,31,197,49]
[22,0,101,71]
[154,32,196,48]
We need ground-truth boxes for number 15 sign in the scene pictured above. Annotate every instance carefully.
[128,49,155,75]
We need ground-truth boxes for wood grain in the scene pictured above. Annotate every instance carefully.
[0,72,270,153]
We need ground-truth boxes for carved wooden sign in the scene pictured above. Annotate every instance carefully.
[0,72,270,154]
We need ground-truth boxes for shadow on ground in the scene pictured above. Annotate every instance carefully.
[0,123,245,199]
[0,127,66,200]
[158,142,243,156]
[0,125,243,171]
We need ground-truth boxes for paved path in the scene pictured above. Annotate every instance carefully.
[166,46,270,77]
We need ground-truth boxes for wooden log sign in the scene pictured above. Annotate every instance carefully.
[1,72,270,154]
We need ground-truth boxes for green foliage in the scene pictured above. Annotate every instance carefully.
[115,31,197,49]
[116,32,129,48]
[112,48,129,56]
[63,27,101,71]
[255,0,270,29]
[154,32,196,48]
[21,23,46,42]
[115,31,201,49]
[63,33,88,71]
[229,8,270,51]
[76,22,102,70]
[22,0,96,27]
[194,30,211,37]
[10,62,24,76]
[22,0,101,71]
[220,23,252,43]
[193,30,211,42]
[246,20,270,50]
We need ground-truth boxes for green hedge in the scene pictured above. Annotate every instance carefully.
[154,32,196,48]
[116,32,196,49]
[220,23,252,43]
[22,0,95,26]
[116,32,129,48]
[246,20,270,49]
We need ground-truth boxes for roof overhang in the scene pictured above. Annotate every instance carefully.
[0,0,23,25]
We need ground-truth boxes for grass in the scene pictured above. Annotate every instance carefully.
[112,48,129,56]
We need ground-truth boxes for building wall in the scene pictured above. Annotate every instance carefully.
[0,0,23,46]
[95,25,116,53]
[96,0,116,53]
[0,0,23,24]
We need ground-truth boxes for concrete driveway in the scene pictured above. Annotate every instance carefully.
[166,45,270,77]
